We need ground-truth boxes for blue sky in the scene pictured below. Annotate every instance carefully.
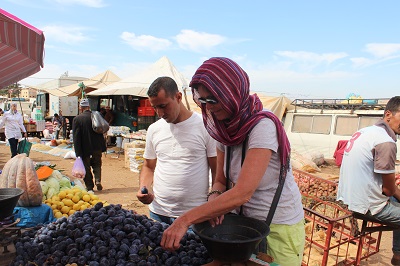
[3,0,400,100]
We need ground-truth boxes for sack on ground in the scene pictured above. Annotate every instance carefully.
[91,111,109,134]
[64,150,76,160]
[18,138,32,156]
[72,157,86,178]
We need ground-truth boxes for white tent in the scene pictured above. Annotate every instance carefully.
[44,70,120,97]
[88,56,189,97]
[184,92,294,120]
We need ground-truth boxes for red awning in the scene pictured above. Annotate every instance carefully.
[0,8,45,88]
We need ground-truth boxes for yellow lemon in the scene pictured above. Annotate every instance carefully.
[63,199,74,207]
[73,204,81,211]
[54,211,63,219]
[51,196,60,202]
[66,193,74,199]
[68,210,76,216]
[51,204,58,210]
[62,213,68,217]
[61,206,70,214]
[46,202,52,207]
[82,194,91,202]
[58,191,67,199]
[57,201,65,210]
[90,194,99,200]
[71,195,80,203]
[80,205,87,211]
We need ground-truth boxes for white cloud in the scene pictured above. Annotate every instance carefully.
[274,51,348,64]
[120,32,172,52]
[350,57,374,68]
[175,30,226,53]
[52,0,106,8]
[365,43,400,58]
[42,25,91,45]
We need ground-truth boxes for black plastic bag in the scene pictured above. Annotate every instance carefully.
[91,111,109,134]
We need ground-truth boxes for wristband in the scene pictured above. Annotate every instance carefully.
[207,190,222,201]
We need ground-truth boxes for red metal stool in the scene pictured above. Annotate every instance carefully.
[352,212,400,265]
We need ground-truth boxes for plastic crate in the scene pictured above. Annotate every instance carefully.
[137,116,156,124]
[301,196,382,266]
[140,99,151,107]
[293,169,338,199]
[138,107,155,116]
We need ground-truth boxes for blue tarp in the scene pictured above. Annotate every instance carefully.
[14,204,56,228]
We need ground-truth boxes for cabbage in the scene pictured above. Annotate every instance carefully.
[45,177,60,195]
[46,187,56,200]
[50,170,63,180]
[59,177,71,189]
[40,181,49,194]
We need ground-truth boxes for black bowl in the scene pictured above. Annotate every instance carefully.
[0,188,24,219]
[193,214,270,263]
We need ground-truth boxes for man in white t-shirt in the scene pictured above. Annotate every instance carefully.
[337,96,400,265]
[136,76,217,224]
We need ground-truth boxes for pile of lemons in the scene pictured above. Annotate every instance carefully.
[44,187,108,218]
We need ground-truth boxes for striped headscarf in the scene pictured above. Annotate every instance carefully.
[190,57,291,169]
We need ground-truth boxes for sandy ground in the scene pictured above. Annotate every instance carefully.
[0,143,394,265]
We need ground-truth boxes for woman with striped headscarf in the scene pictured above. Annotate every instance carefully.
[161,57,305,265]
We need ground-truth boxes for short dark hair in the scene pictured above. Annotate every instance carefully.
[385,96,400,115]
[148,77,179,98]
[54,113,59,117]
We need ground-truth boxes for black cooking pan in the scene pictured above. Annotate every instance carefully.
[0,188,24,219]
[193,214,270,263]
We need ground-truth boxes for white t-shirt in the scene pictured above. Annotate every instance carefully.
[217,118,304,224]
[337,122,397,215]
[144,112,217,217]
[0,111,26,139]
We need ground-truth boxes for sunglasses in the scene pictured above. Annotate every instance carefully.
[198,97,219,105]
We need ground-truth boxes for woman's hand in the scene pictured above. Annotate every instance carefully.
[161,217,190,251]
[209,214,224,227]
[207,193,224,227]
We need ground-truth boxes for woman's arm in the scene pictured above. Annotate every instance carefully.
[161,147,272,251]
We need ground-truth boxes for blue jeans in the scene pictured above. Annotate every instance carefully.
[149,211,176,225]
[149,211,194,232]
[368,197,400,254]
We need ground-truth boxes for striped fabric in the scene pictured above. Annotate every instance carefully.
[0,8,45,88]
[190,57,291,169]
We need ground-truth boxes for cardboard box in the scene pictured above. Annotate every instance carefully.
[24,123,36,132]
[124,141,145,168]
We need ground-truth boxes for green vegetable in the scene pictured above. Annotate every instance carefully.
[59,177,71,189]
[45,177,60,195]
[50,170,63,181]
[39,181,49,194]
[46,187,56,200]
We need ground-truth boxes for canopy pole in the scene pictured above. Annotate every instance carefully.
[183,87,191,111]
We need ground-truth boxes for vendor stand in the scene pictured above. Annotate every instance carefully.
[23,120,45,138]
